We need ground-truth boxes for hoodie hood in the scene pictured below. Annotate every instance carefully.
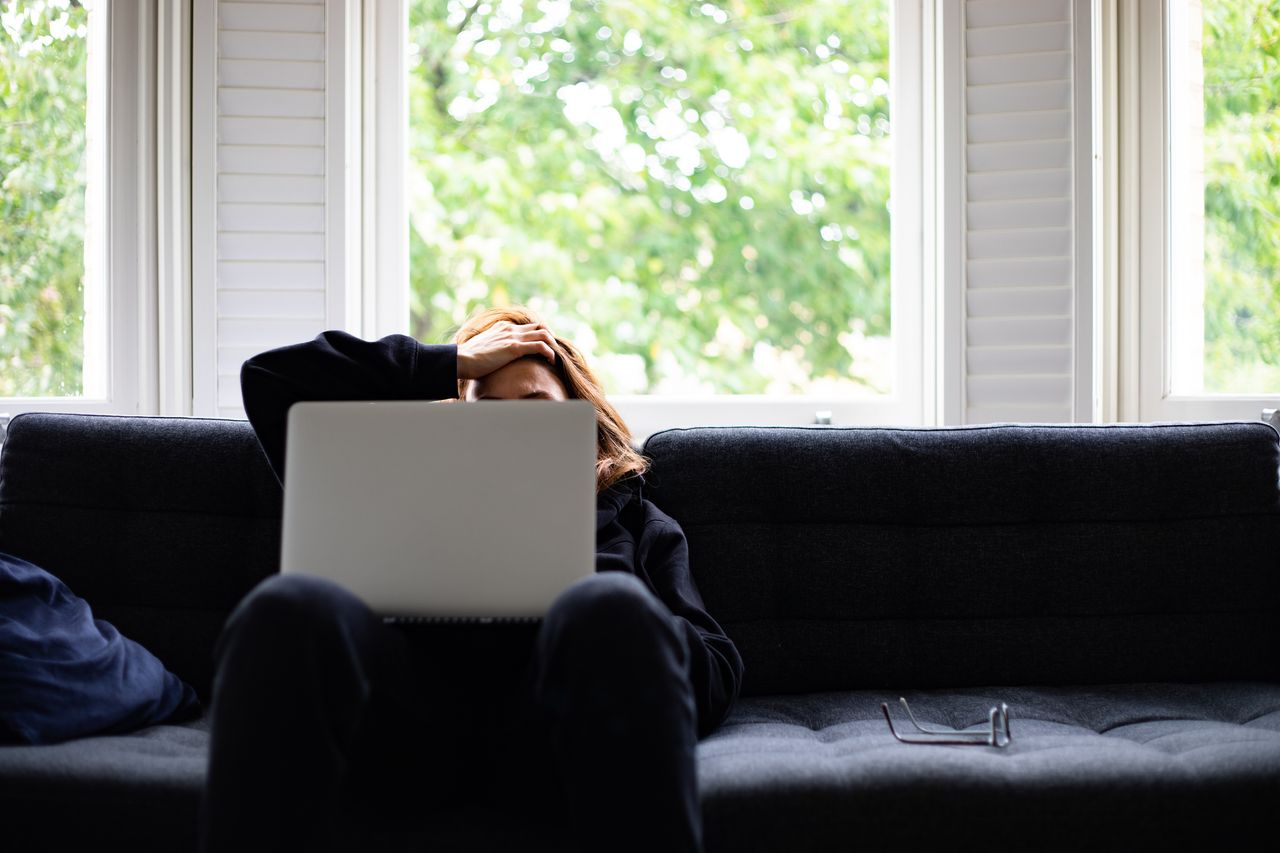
[595,473,643,532]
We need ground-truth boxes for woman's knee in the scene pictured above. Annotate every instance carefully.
[548,572,661,630]
[543,572,685,662]
[217,573,370,660]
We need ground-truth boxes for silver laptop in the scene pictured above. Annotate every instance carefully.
[279,400,596,622]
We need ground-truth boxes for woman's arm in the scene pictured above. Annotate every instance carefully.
[637,514,745,738]
[241,322,559,484]
[240,330,458,483]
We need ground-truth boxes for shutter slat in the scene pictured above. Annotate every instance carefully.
[218,88,325,119]
[219,59,325,90]
[967,228,1071,260]
[967,374,1072,406]
[968,110,1071,143]
[967,80,1071,114]
[966,50,1071,85]
[967,346,1074,375]
[218,116,325,146]
[967,258,1073,288]
[218,144,325,176]
[967,139,1070,172]
[219,2,324,33]
[218,261,325,290]
[967,316,1072,348]
[218,289,327,319]
[217,174,325,204]
[218,31,324,61]
[966,0,1070,29]
[967,286,1073,318]
[964,404,1074,423]
[217,233,327,262]
[220,318,327,348]
[966,21,1071,56]
[967,198,1071,230]
[968,168,1071,201]
[219,203,325,233]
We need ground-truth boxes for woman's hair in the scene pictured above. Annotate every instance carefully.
[450,305,650,493]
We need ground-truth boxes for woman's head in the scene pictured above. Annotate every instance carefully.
[450,306,649,492]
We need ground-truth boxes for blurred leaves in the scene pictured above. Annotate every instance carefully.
[5,0,1273,400]
[407,0,893,395]
[1201,0,1280,393]
[0,0,89,396]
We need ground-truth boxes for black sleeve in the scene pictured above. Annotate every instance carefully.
[638,516,745,739]
[240,330,459,484]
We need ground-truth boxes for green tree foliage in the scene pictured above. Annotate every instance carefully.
[3,1,1274,400]
[0,0,88,396]
[1201,0,1280,393]
[408,0,893,394]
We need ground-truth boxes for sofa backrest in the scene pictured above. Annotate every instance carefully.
[643,423,1280,696]
[0,413,281,701]
[3,415,1278,700]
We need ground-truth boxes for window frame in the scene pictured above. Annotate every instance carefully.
[1114,0,1280,421]
[0,0,166,420]
[363,0,934,440]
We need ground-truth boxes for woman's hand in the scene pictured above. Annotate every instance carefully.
[456,321,557,381]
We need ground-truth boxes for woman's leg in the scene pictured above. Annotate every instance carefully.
[526,571,702,853]
[201,573,431,853]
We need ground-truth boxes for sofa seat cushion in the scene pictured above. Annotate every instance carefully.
[700,681,1280,849]
[0,715,209,852]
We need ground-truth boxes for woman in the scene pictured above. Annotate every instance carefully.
[201,306,744,853]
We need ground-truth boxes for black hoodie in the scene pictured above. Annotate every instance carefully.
[240,330,744,738]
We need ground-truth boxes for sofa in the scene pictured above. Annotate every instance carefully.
[1,412,1278,851]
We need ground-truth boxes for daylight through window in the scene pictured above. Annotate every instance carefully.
[406,0,895,397]
[1167,0,1280,395]
[0,0,106,399]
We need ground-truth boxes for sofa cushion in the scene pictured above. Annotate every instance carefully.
[700,680,1280,848]
[0,716,209,852]
[4,683,1276,851]
[643,423,1280,694]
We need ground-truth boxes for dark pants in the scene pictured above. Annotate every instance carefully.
[201,571,702,853]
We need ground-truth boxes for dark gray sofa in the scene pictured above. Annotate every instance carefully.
[2,413,1278,850]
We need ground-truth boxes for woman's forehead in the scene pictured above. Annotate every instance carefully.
[468,356,567,400]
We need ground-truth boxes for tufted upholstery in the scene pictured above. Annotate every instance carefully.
[7,679,1278,849]
[700,682,1280,847]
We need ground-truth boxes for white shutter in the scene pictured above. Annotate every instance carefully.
[194,0,334,418]
[960,0,1092,424]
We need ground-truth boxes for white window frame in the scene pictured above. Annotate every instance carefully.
[1107,0,1280,421]
[0,0,175,420]
[361,0,935,440]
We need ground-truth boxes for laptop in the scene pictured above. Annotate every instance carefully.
[279,399,597,622]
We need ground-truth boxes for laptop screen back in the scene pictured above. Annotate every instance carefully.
[280,400,596,618]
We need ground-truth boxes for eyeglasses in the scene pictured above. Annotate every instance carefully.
[881,697,1012,747]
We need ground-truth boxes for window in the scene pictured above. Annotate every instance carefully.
[370,0,929,435]
[1123,0,1280,420]
[0,0,157,417]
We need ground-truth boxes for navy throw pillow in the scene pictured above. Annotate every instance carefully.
[0,551,200,744]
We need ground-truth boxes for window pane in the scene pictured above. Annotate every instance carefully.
[407,0,892,395]
[1169,0,1280,395]
[0,0,103,398]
